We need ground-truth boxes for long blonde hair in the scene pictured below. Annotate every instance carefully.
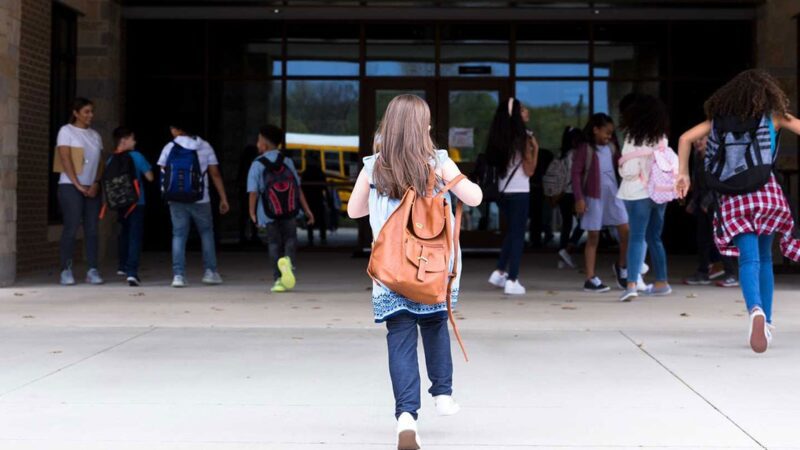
[373,94,437,199]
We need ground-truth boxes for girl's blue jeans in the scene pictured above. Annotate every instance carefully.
[623,198,668,283]
[733,233,775,323]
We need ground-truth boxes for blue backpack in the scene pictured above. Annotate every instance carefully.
[705,115,778,195]
[162,141,204,203]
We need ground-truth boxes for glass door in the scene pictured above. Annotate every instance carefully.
[437,79,510,248]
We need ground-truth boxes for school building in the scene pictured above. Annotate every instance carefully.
[0,0,799,285]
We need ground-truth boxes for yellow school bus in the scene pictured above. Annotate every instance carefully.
[284,133,360,212]
[284,133,462,213]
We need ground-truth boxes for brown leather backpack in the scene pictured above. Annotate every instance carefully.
[367,170,468,361]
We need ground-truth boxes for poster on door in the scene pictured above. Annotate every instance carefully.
[449,127,474,149]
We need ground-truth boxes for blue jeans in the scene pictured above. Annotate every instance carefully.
[733,233,775,323]
[118,207,145,277]
[386,312,453,420]
[497,193,530,281]
[624,199,668,283]
[169,202,217,276]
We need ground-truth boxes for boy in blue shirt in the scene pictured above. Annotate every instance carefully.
[111,127,154,286]
[247,125,315,292]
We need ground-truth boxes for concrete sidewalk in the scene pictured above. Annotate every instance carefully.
[1,251,799,449]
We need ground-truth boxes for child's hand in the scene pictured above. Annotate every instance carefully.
[219,199,230,215]
[675,174,691,199]
[575,200,586,216]
[250,211,257,224]
[306,211,315,226]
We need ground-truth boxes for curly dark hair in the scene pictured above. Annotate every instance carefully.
[620,94,670,146]
[704,69,790,120]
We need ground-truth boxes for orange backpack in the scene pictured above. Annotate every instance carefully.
[367,170,468,361]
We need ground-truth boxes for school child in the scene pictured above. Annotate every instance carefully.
[105,127,153,286]
[544,126,583,269]
[676,69,800,353]
[158,121,230,288]
[682,137,738,287]
[616,95,675,302]
[247,125,315,293]
[347,95,482,449]
[571,113,630,292]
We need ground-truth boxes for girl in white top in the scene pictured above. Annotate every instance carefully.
[616,95,672,302]
[487,98,539,295]
[348,95,482,448]
[56,98,105,286]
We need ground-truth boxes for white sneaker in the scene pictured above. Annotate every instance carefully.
[641,262,650,275]
[504,279,526,295]
[636,274,651,292]
[60,268,75,286]
[434,395,461,416]
[116,270,126,276]
[488,270,507,288]
[171,275,187,288]
[558,249,576,269]
[748,308,769,354]
[396,412,421,450]
[85,268,104,285]
[202,270,223,285]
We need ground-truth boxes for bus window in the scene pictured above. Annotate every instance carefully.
[324,150,341,175]
[284,149,303,171]
[344,152,360,178]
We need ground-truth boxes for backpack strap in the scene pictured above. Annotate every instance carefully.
[446,194,468,362]
[435,174,466,199]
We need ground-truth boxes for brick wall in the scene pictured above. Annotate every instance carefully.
[16,0,54,275]
[0,0,22,285]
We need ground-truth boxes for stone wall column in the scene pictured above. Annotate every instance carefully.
[0,0,22,285]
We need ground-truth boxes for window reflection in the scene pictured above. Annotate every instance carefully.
[516,23,589,77]
[366,24,435,76]
[515,81,589,151]
[287,26,359,76]
[440,24,509,77]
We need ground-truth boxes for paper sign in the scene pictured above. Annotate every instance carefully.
[449,128,474,148]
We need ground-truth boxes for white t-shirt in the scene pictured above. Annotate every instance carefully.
[157,135,219,204]
[499,154,531,194]
[56,124,104,185]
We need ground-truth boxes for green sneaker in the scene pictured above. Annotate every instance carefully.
[271,280,287,293]
[277,256,296,289]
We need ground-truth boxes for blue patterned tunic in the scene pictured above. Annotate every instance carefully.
[364,150,462,323]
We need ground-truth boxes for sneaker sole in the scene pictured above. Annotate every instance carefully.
[750,315,768,354]
[619,293,638,302]
[684,280,711,286]
[202,280,222,285]
[278,258,296,289]
[172,283,187,288]
[397,430,420,450]
[584,287,611,293]
[709,271,725,280]
[717,282,739,288]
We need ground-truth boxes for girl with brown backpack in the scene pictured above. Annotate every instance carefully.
[348,94,482,449]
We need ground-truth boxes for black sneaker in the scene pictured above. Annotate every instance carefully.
[584,277,611,293]
[612,263,627,289]
[127,276,141,287]
[684,272,711,286]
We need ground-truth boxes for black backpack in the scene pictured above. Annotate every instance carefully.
[705,115,777,195]
[102,151,140,214]
[259,154,300,220]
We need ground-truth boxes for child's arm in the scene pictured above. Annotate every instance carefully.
[775,113,800,135]
[299,191,315,226]
[248,192,259,224]
[522,135,539,177]
[676,121,712,199]
[347,168,370,219]
[143,171,155,182]
[441,159,483,207]
[208,165,230,214]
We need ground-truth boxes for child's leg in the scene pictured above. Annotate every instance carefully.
[645,202,668,284]
[696,211,714,274]
[169,203,191,277]
[418,314,453,398]
[733,233,763,314]
[616,223,629,269]
[281,219,298,266]
[505,194,530,281]
[585,230,600,279]
[118,213,131,273]
[758,234,775,323]
[558,195,574,251]
[496,197,512,274]
[127,208,145,278]
[385,313,422,420]
[266,222,282,280]
[623,200,649,288]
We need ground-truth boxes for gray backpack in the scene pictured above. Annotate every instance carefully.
[704,115,777,195]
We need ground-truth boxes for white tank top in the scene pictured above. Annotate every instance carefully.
[498,154,530,194]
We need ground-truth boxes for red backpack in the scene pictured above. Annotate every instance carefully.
[258,154,300,220]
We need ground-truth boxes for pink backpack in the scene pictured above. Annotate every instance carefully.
[619,140,679,204]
